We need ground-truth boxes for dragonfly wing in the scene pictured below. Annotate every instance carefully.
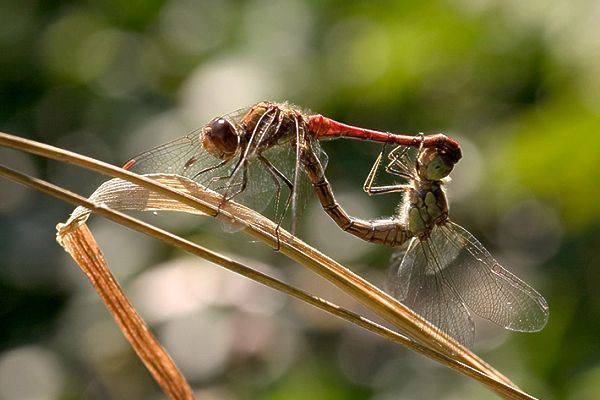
[126,132,248,197]
[436,222,549,332]
[126,105,254,181]
[125,131,225,179]
[387,236,476,347]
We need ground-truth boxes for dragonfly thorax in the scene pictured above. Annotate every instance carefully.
[406,182,449,238]
[241,102,302,148]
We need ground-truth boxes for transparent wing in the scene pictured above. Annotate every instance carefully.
[437,222,549,332]
[387,235,476,346]
[125,130,257,207]
[124,106,252,180]
[387,222,550,346]
[125,129,221,179]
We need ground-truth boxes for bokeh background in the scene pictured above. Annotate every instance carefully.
[1,0,599,399]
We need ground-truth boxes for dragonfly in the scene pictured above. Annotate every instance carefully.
[301,140,549,346]
[123,101,461,233]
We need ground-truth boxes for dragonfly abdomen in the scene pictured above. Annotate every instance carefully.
[302,142,412,247]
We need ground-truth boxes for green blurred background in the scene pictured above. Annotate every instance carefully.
[1,0,599,399]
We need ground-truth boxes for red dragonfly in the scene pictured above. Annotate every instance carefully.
[301,141,548,346]
[123,101,461,232]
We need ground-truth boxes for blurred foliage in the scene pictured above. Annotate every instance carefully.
[1,0,599,399]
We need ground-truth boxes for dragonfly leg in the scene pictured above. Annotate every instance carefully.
[363,148,413,196]
[237,106,278,166]
[414,133,425,176]
[225,162,248,202]
[192,158,230,181]
[257,154,294,249]
[206,158,248,212]
[385,145,413,178]
[290,115,309,236]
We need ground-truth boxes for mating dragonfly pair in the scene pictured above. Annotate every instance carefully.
[124,101,548,347]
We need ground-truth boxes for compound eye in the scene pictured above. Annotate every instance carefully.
[209,118,235,141]
[418,148,455,180]
[426,155,454,180]
[201,118,238,159]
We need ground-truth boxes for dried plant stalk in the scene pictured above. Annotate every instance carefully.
[58,222,194,400]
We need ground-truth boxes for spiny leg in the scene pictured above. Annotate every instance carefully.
[414,133,426,177]
[291,113,308,236]
[385,145,414,179]
[207,158,249,215]
[192,158,231,183]
[363,147,413,195]
[237,106,279,170]
[257,154,293,249]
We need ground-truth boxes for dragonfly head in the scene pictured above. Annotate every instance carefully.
[417,148,456,181]
[201,118,239,160]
